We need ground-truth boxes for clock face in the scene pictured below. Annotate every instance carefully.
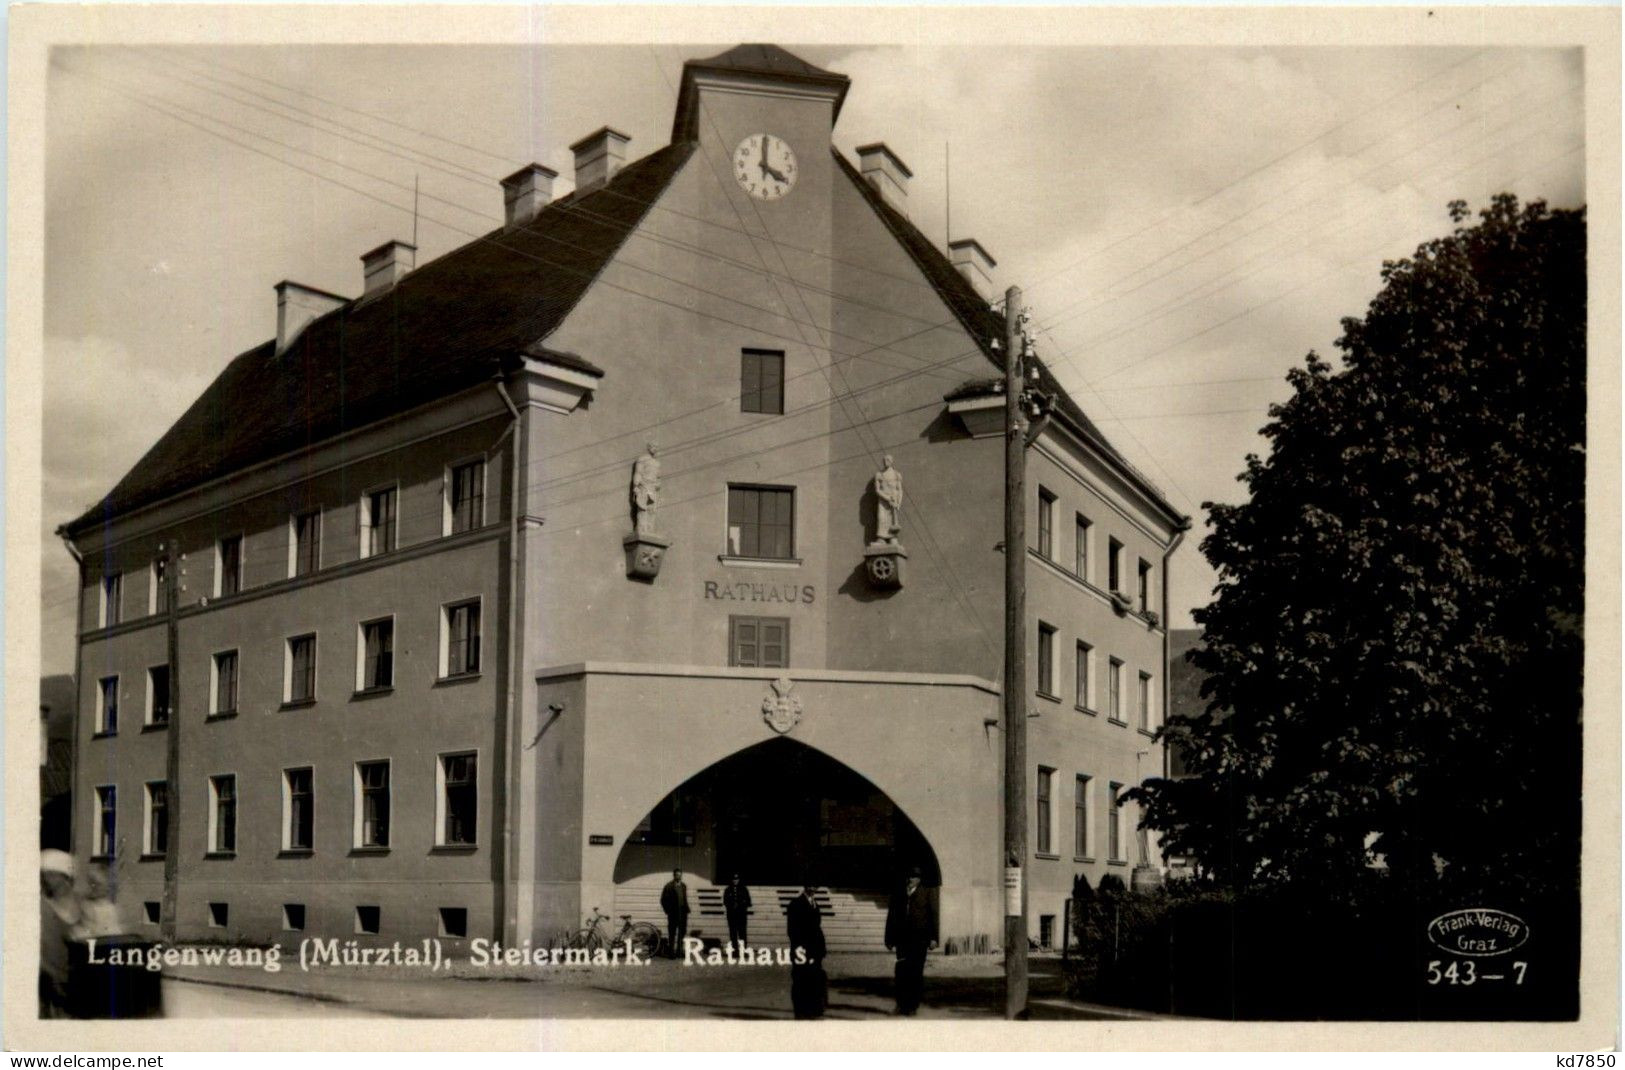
[734,133,797,201]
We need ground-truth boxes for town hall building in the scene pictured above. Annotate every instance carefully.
[60,44,1188,954]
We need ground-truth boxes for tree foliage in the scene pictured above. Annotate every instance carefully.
[1131,195,1585,903]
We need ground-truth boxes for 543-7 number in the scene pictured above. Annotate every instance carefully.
[1426,959,1527,985]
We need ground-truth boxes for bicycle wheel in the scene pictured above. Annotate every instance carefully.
[625,922,662,958]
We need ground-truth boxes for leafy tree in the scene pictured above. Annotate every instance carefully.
[1131,195,1585,905]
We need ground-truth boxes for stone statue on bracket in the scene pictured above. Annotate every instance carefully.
[624,443,671,581]
[864,454,907,590]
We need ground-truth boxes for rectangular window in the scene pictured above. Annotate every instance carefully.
[150,556,169,615]
[448,460,485,535]
[740,348,785,415]
[212,650,239,715]
[362,487,398,558]
[439,907,468,939]
[443,600,481,677]
[284,768,314,851]
[292,510,321,577]
[1108,658,1124,723]
[1037,488,1056,558]
[355,905,381,935]
[283,904,306,931]
[94,785,116,858]
[143,901,161,925]
[1138,559,1152,614]
[1109,783,1125,862]
[209,775,236,854]
[1036,767,1054,855]
[1075,515,1091,580]
[146,665,170,726]
[1108,538,1123,593]
[97,676,119,735]
[144,781,168,856]
[439,753,477,846]
[101,572,123,628]
[1075,775,1092,858]
[358,618,394,691]
[356,761,390,848]
[208,902,229,928]
[729,616,789,668]
[1075,641,1093,710]
[1036,622,1057,697]
[726,485,795,559]
[286,634,317,704]
[1039,915,1055,950]
[1139,672,1153,731]
[217,535,242,597]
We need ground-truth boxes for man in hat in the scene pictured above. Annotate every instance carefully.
[659,867,690,958]
[723,873,752,952]
[39,850,80,1017]
[785,881,827,1019]
[884,866,938,1016]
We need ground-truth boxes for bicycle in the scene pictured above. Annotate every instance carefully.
[569,907,662,958]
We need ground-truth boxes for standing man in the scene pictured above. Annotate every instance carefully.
[723,873,752,952]
[884,866,939,1016]
[786,882,827,1020]
[659,867,690,958]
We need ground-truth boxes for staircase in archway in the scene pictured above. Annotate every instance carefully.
[611,883,891,951]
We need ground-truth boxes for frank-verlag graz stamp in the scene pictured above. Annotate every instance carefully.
[32,27,1593,1029]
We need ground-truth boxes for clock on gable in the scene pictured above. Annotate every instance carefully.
[733,133,797,201]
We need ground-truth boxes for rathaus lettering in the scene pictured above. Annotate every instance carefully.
[704,581,815,605]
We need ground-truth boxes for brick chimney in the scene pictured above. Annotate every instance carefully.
[570,127,630,194]
[274,281,346,354]
[501,163,558,230]
[856,142,911,218]
[360,240,415,297]
[949,239,997,299]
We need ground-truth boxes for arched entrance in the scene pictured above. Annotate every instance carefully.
[609,738,941,949]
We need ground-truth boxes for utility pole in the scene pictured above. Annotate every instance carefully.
[1002,284,1029,1020]
[159,541,183,943]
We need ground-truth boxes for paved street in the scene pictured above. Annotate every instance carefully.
[155,952,1148,1021]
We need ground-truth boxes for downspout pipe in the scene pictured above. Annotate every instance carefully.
[1159,519,1191,780]
[493,378,523,944]
[59,532,85,857]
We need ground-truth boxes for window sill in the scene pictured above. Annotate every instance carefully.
[1107,717,1127,728]
[90,853,114,862]
[1034,852,1061,861]
[1074,856,1096,864]
[1137,727,1158,739]
[280,699,316,711]
[1075,705,1098,717]
[204,851,236,860]
[278,848,314,858]
[1035,691,1062,704]
[430,844,479,854]
[206,710,238,722]
[351,686,395,701]
[716,555,803,570]
[141,721,170,733]
[349,846,391,856]
[434,672,482,687]
[1107,859,1128,867]
[138,853,166,863]
[92,731,118,740]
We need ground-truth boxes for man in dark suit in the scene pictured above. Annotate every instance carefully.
[884,866,938,1016]
[723,873,752,951]
[785,882,827,1019]
[659,868,690,958]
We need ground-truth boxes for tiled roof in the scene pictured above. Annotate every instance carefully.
[832,149,1184,525]
[64,141,695,536]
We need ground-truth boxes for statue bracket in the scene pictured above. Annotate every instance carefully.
[863,541,907,590]
[623,532,671,582]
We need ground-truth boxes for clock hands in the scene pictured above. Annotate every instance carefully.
[758,137,788,185]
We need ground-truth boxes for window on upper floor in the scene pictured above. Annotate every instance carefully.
[291,510,322,578]
[740,348,785,415]
[1108,657,1124,724]
[146,665,170,727]
[101,572,123,628]
[1139,671,1154,732]
[1075,640,1094,711]
[355,761,390,849]
[1108,538,1123,593]
[217,535,243,597]
[96,675,119,735]
[1037,488,1056,559]
[441,600,482,678]
[94,785,116,859]
[285,634,317,705]
[283,767,314,852]
[1036,766,1054,855]
[726,485,795,560]
[361,486,398,559]
[730,615,789,668]
[212,650,239,716]
[1138,559,1152,614]
[208,774,236,855]
[1036,621,1057,697]
[144,781,168,857]
[1108,782,1125,862]
[438,752,478,847]
[1074,774,1092,859]
[150,556,169,616]
[447,459,486,536]
[357,617,394,692]
[1075,515,1091,582]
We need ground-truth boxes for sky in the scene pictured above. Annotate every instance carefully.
[37,34,1586,676]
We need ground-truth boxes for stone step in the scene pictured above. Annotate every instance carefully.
[610,884,892,950]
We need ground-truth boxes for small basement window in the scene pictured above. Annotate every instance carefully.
[439,907,469,938]
[355,905,381,935]
[283,904,306,931]
[208,902,229,928]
